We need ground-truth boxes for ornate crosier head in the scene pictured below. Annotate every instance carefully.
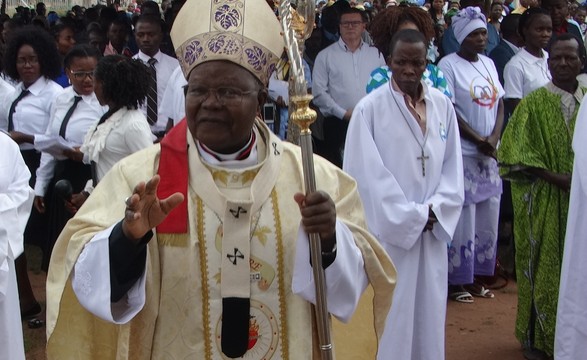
[277,0,317,132]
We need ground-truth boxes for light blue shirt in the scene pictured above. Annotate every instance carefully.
[312,37,385,119]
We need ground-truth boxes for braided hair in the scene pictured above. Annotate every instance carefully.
[94,55,150,110]
[370,5,436,59]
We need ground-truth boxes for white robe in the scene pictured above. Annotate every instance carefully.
[0,131,34,360]
[344,83,464,360]
[555,100,587,360]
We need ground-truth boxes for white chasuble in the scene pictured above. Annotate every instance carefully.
[46,120,396,360]
[344,83,464,360]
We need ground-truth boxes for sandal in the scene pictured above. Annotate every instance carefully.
[449,291,474,303]
[27,318,45,329]
[464,284,495,298]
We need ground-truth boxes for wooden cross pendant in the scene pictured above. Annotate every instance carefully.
[417,148,429,177]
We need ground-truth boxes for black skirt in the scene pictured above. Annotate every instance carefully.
[42,159,91,270]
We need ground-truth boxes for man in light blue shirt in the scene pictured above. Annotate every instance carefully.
[312,7,385,168]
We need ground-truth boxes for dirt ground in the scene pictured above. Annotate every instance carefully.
[22,245,525,360]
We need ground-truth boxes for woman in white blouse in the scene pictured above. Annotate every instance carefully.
[503,8,553,111]
[1,25,63,320]
[33,44,107,270]
[68,55,153,211]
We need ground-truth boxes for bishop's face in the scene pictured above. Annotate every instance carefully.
[185,61,266,154]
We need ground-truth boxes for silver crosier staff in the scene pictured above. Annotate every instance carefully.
[276,1,334,359]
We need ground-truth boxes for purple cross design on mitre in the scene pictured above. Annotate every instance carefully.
[215,4,241,30]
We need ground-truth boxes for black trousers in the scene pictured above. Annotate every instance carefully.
[20,150,47,249]
[320,115,349,169]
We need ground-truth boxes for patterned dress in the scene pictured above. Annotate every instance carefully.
[365,64,452,97]
[498,85,586,355]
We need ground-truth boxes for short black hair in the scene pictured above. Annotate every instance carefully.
[50,19,76,40]
[140,0,161,16]
[94,55,151,109]
[518,7,550,41]
[63,44,101,69]
[500,14,521,39]
[339,7,368,22]
[388,28,427,58]
[549,33,587,63]
[3,25,61,81]
[134,14,163,32]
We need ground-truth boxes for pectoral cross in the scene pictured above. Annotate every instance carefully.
[417,148,429,177]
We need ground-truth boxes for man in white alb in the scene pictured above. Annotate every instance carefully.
[344,29,464,360]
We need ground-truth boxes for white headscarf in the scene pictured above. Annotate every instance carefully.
[452,6,487,44]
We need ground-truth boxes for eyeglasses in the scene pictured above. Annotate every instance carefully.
[340,21,364,28]
[69,70,95,80]
[16,57,39,66]
[187,86,258,105]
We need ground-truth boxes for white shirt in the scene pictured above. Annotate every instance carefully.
[503,48,551,99]
[159,66,187,126]
[0,78,14,108]
[438,53,505,156]
[312,37,385,119]
[0,77,63,150]
[34,87,108,196]
[133,50,180,132]
[82,107,153,182]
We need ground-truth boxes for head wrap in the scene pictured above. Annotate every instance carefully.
[452,6,487,44]
[170,0,284,85]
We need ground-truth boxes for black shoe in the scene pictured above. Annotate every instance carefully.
[21,302,42,320]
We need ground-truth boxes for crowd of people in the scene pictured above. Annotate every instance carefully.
[1,0,587,359]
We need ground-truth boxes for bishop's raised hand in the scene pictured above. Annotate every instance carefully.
[122,175,184,242]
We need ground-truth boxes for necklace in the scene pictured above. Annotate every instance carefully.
[389,81,429,177]
[467,58,499,108]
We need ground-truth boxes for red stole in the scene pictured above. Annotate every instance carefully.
[156,119,188,233]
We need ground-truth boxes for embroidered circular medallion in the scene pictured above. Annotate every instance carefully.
[215,300,279,359]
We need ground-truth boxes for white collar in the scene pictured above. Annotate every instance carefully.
[19,76,49,96]
[137,50,162,63]
[196,132,258,169]
[338,36,364,52]
[520,48,548,64]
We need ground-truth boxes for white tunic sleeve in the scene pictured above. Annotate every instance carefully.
[72,224,146,324]
[292,220,368,322]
